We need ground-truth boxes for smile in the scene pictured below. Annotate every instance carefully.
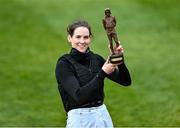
[77,43,86,47]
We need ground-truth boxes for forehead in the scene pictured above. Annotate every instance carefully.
[74,27,90,35]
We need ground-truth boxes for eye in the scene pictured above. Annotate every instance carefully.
[75,35,81,38]
[84,36,89,39]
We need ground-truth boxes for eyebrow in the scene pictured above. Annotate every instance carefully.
[75,34,90,37]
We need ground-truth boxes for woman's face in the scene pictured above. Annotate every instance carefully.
[68,26,91,53]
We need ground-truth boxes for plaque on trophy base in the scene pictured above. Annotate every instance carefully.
[109,52,123,64]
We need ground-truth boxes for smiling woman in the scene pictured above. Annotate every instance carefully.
[0,0,179,126]
[68,26,91,53]
[55,20,131,127]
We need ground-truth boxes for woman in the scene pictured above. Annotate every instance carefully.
[55,20,131,127]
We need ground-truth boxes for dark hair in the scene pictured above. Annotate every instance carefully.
[67,20,92,37]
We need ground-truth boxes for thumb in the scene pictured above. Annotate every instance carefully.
[105,57,110,64]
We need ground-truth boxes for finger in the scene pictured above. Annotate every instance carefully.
[117,45,123,50]
[105,56,110,64]
[112,63,118,67]
[114,45,121,50]
[115,45,124,53]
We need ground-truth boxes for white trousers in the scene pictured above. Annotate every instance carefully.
[66,104,114,128]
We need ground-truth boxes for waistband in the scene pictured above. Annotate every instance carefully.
[68,104,106,115]
[67,100,103,112]
[80,100,103,108]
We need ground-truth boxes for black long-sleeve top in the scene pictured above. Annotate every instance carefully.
[55,48,131,112]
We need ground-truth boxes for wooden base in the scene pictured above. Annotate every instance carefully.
[109,53,123,64]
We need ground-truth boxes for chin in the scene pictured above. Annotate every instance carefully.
[78,48,87,53]
[79,50,86,53]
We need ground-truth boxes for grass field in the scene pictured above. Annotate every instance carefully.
[0,0,180,127]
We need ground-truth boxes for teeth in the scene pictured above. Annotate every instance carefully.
[78,44,86,47]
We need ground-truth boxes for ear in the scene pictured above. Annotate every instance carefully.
[67,35,71,43]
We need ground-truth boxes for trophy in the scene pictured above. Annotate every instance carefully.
[102,8,123,64]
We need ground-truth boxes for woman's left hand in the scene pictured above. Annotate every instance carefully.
[114,44,124,54]
[108,44,124,54]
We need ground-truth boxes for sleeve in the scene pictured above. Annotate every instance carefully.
[96,54,131,86]
[107,62,131,86]
[55,58,107,104]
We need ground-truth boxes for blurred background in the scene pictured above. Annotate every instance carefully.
[0,0,180,127]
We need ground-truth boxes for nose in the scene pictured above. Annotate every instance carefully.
[79,38,85,43]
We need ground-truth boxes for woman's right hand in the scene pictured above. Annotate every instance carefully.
[102,59,118,74]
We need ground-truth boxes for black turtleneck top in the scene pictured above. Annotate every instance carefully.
[55,48,131,112]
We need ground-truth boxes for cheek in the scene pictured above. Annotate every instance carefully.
[87,38,91,44]
[71,42,77,47]
[69,37,78,44]
[87,41,91,45]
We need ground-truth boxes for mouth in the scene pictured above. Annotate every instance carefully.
[78,43,87,48]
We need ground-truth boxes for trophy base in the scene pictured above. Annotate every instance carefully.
[109,53,123,64]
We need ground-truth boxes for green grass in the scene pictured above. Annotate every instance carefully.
[0,0,180,127]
